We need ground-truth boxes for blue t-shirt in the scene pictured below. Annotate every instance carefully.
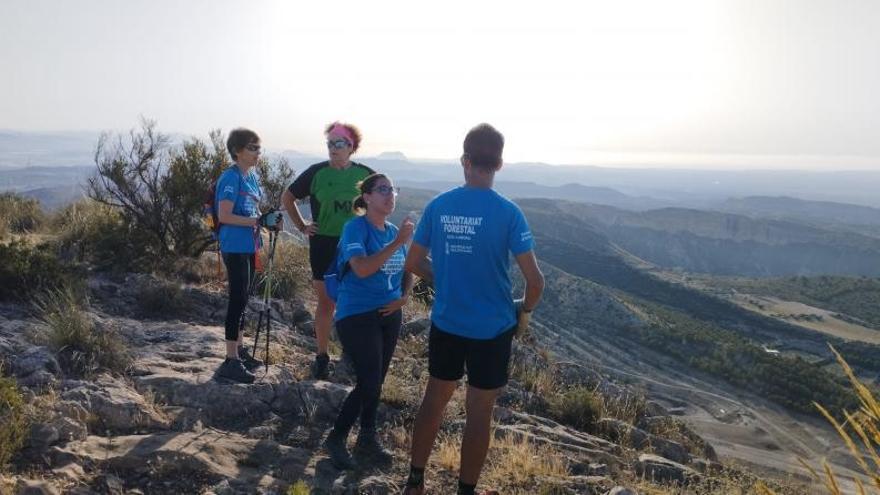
[216,165,263,254]
[413,186,534,339]
[335,216,408,321]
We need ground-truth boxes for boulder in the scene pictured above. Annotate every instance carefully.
[61,376,170,433]
[10,347,61,388]
[648,436,690,465]
[635,454,700,485]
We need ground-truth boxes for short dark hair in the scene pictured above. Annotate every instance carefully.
[353,173,390,213]
[324,121,363,153]
[463,123,504,170]
[226,128,260,161]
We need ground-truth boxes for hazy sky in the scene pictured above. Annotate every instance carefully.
[2,0,879,169]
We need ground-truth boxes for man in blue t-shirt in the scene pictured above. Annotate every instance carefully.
[402,124,545,495]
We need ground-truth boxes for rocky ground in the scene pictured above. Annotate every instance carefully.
[0,269,800,494]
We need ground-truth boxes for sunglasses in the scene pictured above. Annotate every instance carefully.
[326,138,352,150]
[371,185,399,196]
[244,143,261,153]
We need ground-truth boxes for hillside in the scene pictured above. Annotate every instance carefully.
[0,243,805,494]
[533,199,880,277]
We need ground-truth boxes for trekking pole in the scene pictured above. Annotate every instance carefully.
[252,229,278,371]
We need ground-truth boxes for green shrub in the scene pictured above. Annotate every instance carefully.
[53,199,149,272]
[548,386,603,432]
[0,240,80,302]
[137,278,190,318]
[37,289,130,377]
[0,375,28,469]
[0,192,45,237]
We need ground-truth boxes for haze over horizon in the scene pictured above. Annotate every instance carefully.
[3,0,879,170]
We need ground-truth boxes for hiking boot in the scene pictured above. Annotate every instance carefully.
[354,428,393,464]
[238,345,264,371]
[216,358,255,384]
[323,430,355,470]
[311,353,330,380]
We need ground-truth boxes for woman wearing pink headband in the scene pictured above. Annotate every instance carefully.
[282,122,375,379]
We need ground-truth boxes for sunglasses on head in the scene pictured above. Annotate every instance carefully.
[326,138,351,150]
[244,143,261,153]
[371,185,399,196]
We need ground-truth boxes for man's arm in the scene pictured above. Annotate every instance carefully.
[515,250,544,311]
[404,242,433,283]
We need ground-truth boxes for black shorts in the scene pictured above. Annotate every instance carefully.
[309,234,340,281]
[428,324,515,390]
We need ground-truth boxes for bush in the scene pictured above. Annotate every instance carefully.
[548,386,603,432]
[87,118,298,270]
[0,375,27,470]
[53,199,138,271]
[0,192,44,237]
[259,238,311,301]
[37,289,130,377]
[0,240,80,302]
[137,278,190,318]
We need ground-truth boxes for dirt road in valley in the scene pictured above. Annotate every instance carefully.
[535,318,866,492]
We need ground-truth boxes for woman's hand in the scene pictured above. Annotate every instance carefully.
[300,221,319,236]
[395,216,415,246]
[379,296,408,316]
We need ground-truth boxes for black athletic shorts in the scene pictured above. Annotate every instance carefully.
[428,323,516,390]
[309,234,340,281]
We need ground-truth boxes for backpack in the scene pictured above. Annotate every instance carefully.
[203,167,245,240]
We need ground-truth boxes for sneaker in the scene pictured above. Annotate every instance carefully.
[216,358,255,384]
[354,428,393,464]
[323,430,355,470]
[238,345,264,371]
[311,353,330,380]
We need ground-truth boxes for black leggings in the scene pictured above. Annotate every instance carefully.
[333,309,402,433]
[223,252,256,342]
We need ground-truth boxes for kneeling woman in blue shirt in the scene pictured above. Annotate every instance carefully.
[324,173,414,469]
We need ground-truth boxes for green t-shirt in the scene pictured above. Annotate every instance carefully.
[287,161,375,237]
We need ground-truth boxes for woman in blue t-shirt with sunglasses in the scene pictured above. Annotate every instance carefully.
[323,173,414,469]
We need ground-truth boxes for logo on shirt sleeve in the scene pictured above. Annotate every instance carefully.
[521,231,533,242]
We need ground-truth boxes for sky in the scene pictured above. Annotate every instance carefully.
[1,0,879,169]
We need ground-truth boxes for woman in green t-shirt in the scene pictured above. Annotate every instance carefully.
[282,121,375,379]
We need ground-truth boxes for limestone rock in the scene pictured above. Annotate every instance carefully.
[635,454,700,485]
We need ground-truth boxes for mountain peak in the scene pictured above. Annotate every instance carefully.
[375,151,408,161]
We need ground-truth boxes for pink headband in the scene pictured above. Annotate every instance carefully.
[329,123,355,146]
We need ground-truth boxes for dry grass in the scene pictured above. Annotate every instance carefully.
[36,288,131,377]
[482,432,570,489]
[434,432,462,472]
[389,423,411,450]
[602,390,647,425]
[380,372,411,409]
[432,430,570,492]
[510,352,556,397]
[262,238,311,301]
[796,346,880,494]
